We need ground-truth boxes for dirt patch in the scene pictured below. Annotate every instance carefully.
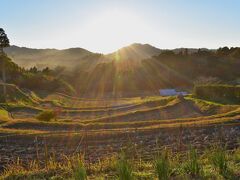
[10,108,41,119]
[0,124,240,172]
[94,98,204,123]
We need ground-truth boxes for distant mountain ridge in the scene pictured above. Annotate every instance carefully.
[106,43,162,61]
[107,43,212,61]
[5,44,213,69]
[5,45,95,69]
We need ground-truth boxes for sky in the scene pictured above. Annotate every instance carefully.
[1,0,240,53]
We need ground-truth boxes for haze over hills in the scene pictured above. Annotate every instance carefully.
[106,43,162,61]
[5,43,208,69]
[5,45,98,69]
[107,43,210,60]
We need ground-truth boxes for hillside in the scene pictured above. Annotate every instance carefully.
[3,45,240,97]
[107,43,162,61]
[0,83,41,104]
[107,44,211,61]
[0,54,75,95]
[6,44,213,70]
[63,49,240,97]
[5,46,105,69]
[6,44,163,69]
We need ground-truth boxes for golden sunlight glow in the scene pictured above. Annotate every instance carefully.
[80,9,154,53]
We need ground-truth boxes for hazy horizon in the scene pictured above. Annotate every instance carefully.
[9,42,219,54]
[2,0,240,53]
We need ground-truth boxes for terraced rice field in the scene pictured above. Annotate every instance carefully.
[0,94,240,172]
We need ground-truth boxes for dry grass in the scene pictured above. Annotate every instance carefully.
[1,146,240,179]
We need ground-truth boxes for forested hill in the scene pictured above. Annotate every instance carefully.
[0,54,75,96]
[5,45,107,69]
[5,44,206,69]
[106,43,210,61]
[59,47,240,97]
[106,43,162,61]
[2,45,240,97]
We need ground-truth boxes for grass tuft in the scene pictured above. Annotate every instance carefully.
[183,146,203,177]
[116,153,134,180]
[154,149,172,180]
[210,146,228,176]
[70,155,87,180]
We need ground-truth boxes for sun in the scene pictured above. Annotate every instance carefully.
[80,9,152,53]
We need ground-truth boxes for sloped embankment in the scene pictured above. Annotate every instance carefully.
[0,83,40,104]
[90,97,204,123]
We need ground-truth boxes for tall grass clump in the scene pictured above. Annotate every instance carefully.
[36,110,57,121]
[183,146,202,177]
[210,146,228,176]
[233,148,240,164]
[154,150,172,180]
[70,155,87,180]
[116,153,134,180]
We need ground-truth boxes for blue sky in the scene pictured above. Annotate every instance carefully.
[1,0,240,53]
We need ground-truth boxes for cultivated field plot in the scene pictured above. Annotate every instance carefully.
[0,93,240,178]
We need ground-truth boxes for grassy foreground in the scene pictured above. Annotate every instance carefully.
[1,145,240,180]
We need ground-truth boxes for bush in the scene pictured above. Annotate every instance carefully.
[36,110,56,121]
[0,95,6,103]
[0,108,9,119]
[194,84,240,103]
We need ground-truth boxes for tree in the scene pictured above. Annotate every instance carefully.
[0,28,10,95]
[217,47,230,56]
[42,67,51,74]
[0,28,10,52]
[29,66,38,73]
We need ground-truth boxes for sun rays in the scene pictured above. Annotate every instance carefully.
[80,9,153,53]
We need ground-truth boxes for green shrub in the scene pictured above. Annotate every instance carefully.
[194,84,240,103]
[0,95,6,103]
[0,108,9,119]
[36,110,56,121]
